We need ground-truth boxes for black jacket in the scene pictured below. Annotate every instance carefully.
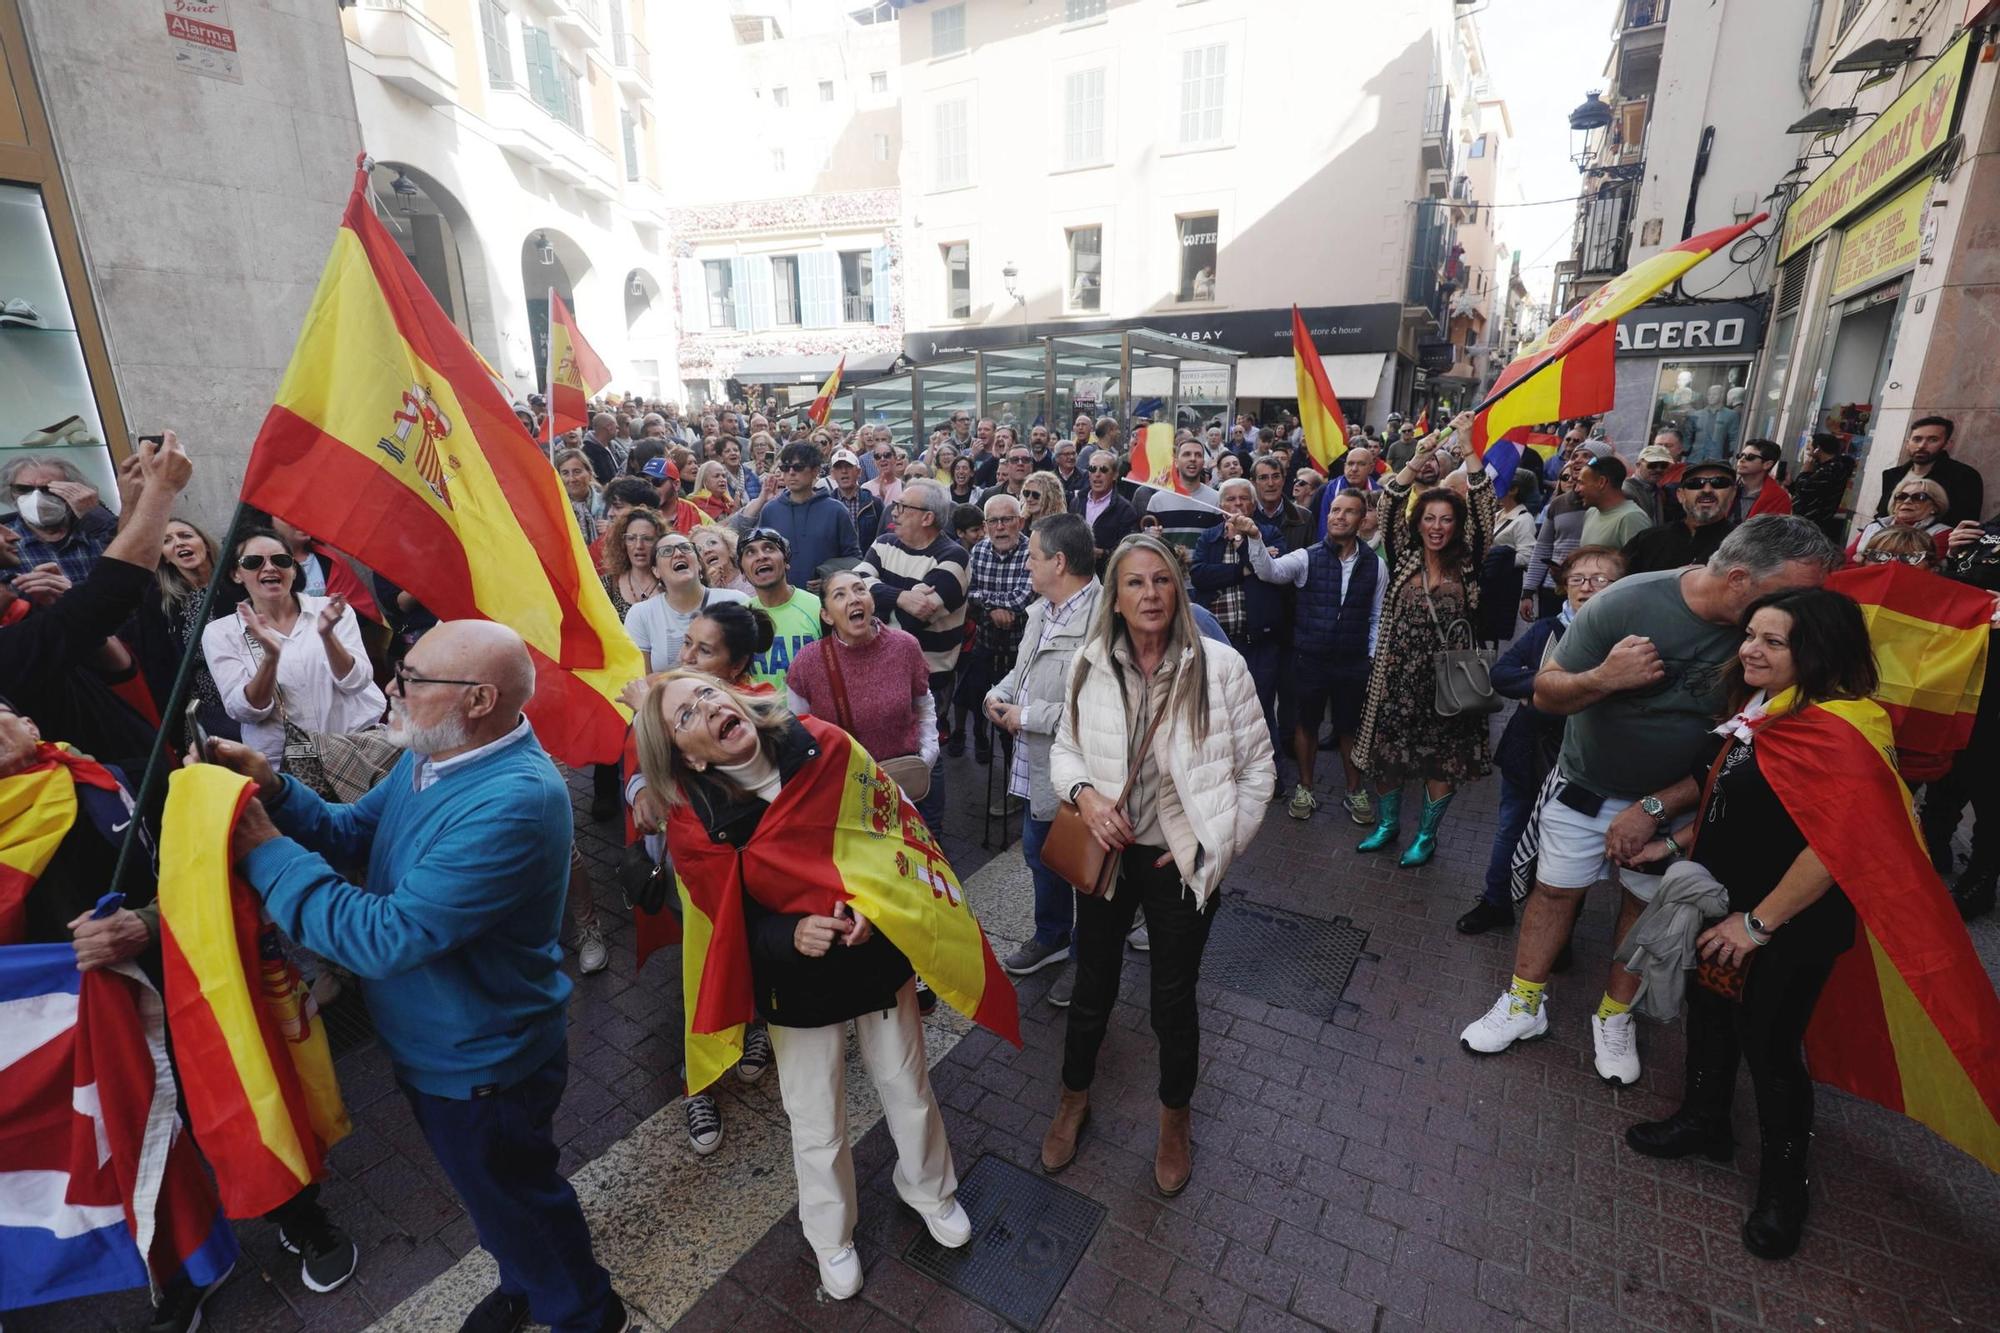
[1877,453,1984,528]
[580,434,617,484]
[2,556,157,772]
[1084,493,1140,574]
[681,720,912,1029]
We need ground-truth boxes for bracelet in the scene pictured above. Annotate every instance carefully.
[1661,833,1682,861]
[1740,911,1771,947]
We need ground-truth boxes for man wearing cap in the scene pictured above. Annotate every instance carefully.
[727,440,858,593]
[1576,452,1652,549]
[1624,441,1678,525]
[1619,460,1738,574]
[827,447,884,548]
[643,457,706,536]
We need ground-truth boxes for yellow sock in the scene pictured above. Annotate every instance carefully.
[1596,992,1632,1021]
[1507,975,1546,1015]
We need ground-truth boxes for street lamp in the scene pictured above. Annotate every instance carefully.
[390,171,419,214]
[1567,91,1613,171]
[1001,260,1023,305]
[533,231,555,266]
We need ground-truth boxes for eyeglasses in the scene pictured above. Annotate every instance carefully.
[1859,549,1932,566]
[236,553,298,571]
[1678,476,1735,492]
[1565,573,1614,589]
[392,662,484,692]
[1007,454,1033,465]
[670,684,724,735]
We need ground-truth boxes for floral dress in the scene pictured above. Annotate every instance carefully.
[1351,472,1497,785]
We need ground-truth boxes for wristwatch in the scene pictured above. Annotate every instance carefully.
[1067,781,1090,804]
[1639,795,1668,826]
[1746,912,1777,938]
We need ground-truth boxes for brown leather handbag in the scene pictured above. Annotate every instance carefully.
[1040,694,1170,896]
[1685,737,1754,1002]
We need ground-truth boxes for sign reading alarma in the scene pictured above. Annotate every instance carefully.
[164,0,241,84]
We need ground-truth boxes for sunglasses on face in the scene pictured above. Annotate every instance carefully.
[237,553,297,571]
[780,461,812,473]
[1737,451,1773,464]
[1892,493,1933,504]
[1678,477,1734,492]
[873,453,893,462]
[1023,489,1047,500]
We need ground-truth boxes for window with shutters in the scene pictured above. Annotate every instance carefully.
[942,242,970,319]
[1067,227,1102,311]
[839,251,874,323]
[480,0,513,86]
[932,4,966,57]
[1177,43,1226,147]
[620,110,638,181]
[772,256,802,326]
[556,58,584,132]
[703,261,735,328]
[933,98,969,190]
[1062,68,1106,168]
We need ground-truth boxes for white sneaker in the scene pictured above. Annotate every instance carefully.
[1127,924,1149,952]
[925,1199,972,1248]
[684,1093,722,1155]
[575,921,609,974]
[816,1245,863,1299]
[1460,989,1549,1054]
[1591,1011,1641,1086]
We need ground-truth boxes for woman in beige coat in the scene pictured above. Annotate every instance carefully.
[1041,533,1275,1195]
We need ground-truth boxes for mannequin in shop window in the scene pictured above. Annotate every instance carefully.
[1687,384,1740,465]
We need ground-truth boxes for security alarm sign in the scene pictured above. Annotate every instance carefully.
[164,0,242,83]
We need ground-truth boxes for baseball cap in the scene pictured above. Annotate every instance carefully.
[1637,444,1675,464]
[642,457,680,482]
[1576,440,1614,461]
[830,448,861,467]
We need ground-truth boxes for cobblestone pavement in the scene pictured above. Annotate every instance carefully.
[12,739,1999,1332]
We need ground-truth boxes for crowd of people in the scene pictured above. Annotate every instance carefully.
[3,388,1996,1330]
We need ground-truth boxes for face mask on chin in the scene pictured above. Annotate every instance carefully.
[16,490,71,529]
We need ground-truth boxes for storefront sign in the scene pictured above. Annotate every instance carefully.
[1176,364,1232,400]
[1830,177,1933,299]
[906,303,1401,363]
[1777,28,1969,261]
[1613,301,1764,356]
[164,0,241,83]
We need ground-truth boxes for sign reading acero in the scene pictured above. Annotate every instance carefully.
[1777,29,1970,262]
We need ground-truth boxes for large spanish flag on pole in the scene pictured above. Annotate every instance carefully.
[1291,306,1351,476]
[666,717,1019,1092]
[241,156,643,767]
[1750,691,2000,1171]
[546,287,611,446]
[1123,421,1186,494]
[806,355,845,428]
[156,765,351,1218]
[1471,215,1767,455]
[1826,563,1990,781]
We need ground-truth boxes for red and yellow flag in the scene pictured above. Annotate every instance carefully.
[1826,564,1990,781]
[240,158,643,766]
[806,355,845,428]
[1745,693,2000,1171]
[157,765,351,1218]
[1291,306,1351,476]
[0,745,122,944]
[666,717,1019,1091]
[1123,421,1186,495]
[1472,215,1767,454]
[1413,408,1429,435]
[546,288,611,441]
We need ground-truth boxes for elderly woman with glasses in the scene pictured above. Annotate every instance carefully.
[1846,477,1951,564]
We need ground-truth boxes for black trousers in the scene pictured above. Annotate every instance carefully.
[1062,845,1215,1108]
[1919,664,2000,875]
[1682,894,1854,1138]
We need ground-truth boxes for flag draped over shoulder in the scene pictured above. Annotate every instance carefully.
[546,288,611,440]
[0,945,237,1310]
[807,355,845,428]
[0,744,120,944]
[1291,306,1350,475]
[240,156,643,766]
[668,717,1019,1092]
[1123,422,1184,494]
[1749,692,2000,1171]
[157,766,350,1219]
[1826,563,1990,781]
[1472,215,1767,455]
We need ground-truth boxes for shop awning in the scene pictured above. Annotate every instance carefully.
[1235,352,1386,400]
[729,353,900,384]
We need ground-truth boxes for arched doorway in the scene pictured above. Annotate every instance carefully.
[367,162,494,353]
[522,229,593,394]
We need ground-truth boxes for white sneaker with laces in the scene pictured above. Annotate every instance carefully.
[1460,990,1549,1054]
[1591,1011,1641,1086]
[816,1245,863,1299]
[575,921,609,974]
[925,1199,973,1248]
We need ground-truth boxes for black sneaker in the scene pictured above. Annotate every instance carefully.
[146,1263,234,1333]
[914,976,939,1015]
[1455,899,1514,935]
[459,1286,531,1333]
[596,1292,632,1333]
[946,733,966,757]
[279,1214,358,1294]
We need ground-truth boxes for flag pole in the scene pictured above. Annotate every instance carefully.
[545,286,558,462]
[108,499,254,900]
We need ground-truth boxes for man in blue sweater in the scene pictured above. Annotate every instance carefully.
[210,620,626,1333]
[726,439,858,592]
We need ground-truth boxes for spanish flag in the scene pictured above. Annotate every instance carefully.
[1826,563,1990,781]
[667,717,1019,1092]
[1747,691,2000,1171]
[1472,214,1767,454]
[156,766,350,1218]
[0,745,122,944]
[1291,306,1350,475]
[546,287,611,441]
[806,355,845,428]
[1123,421,1186,494]
[240,157,643,767]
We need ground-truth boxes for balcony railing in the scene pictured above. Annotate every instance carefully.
[1577,185,1634,275]
[1421,84,1451,169]
[1405,200,1452,328]
[614,30,651,84]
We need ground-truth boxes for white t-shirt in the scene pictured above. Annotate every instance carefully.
[624,587,751,673]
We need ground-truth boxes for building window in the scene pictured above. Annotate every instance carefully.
[942,242,971,318]
[1176,43,1226,147]
[819,80,835,102]
[1468,134,1487,158]
[870,70,888,93]
[1177,213,1217,301]
[839,250,875,323]
[933,98,969,189]
[1834,0,1866,33]
[620,109,639,181]
[556,59,584,131]
[773,85,790,107]
[1062,67,1106,168]
[772,255,802,326]
[703,260,735,327]
[1065,0,1107,18]
[480,0,512,86]
[771,147,786,172]
[874,132,892,161]
[1067,226,1102,311]
[932,3,966,56]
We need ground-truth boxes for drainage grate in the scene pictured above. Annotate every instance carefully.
[903,1154,1105,1330]
[319,986,377,1059]
[1203,897,1371,1018]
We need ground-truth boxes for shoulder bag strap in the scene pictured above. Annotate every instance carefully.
[821,634,857,734]
[1113,677,1174,811]
[1680,737,1738,859]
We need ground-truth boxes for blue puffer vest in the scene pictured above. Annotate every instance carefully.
[1292,541,1379,659]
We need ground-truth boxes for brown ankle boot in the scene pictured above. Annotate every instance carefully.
[1040,1087,1090,1174]
[1155,1104,1192,1196]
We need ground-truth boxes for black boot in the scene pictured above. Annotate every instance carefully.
[1626,1002,1737,1162]
[1742,1131,1811,1260]
[1953,866,1997,922]
[1456,898,1513,935]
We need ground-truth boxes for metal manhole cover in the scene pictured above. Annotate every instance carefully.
[903,1153,1105,1330]
[1204,898,1370,1017]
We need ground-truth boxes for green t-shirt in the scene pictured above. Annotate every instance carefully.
[750,586,823,698]
[1580,500,1653,550]
[1552,568,1738,798]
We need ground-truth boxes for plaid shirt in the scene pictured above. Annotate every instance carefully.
[4,506,115,585]
[967,537,1031,659]
[1209,537,1247,642]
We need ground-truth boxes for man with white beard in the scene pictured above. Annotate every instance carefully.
[205,620,631,1333]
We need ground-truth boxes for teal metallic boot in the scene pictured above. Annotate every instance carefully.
[1399,791,1457,867]
[1355,788,1402,853]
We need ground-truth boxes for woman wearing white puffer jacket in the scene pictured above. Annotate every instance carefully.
[1040,532,1275,1197]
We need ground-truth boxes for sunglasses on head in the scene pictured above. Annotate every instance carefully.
[1678,476,1734,492]
[237,553,297,571]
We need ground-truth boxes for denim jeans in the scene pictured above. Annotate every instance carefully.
[1481,775,1539,907]
[1243,636,1283,763]
[1020,815,1076,950]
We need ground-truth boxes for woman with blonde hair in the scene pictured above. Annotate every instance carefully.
[130,517,239,742]
[1022,470,1068,525]
[1846,477,1950,564]
[688,460,738,521]
[1040,533,1274,1195]
[692,525,754,596]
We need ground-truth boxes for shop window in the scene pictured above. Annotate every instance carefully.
[1067,226,1102,311]
[1649,360,1753,465]
[942,242,970,318]
[1177,212,1217,302]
